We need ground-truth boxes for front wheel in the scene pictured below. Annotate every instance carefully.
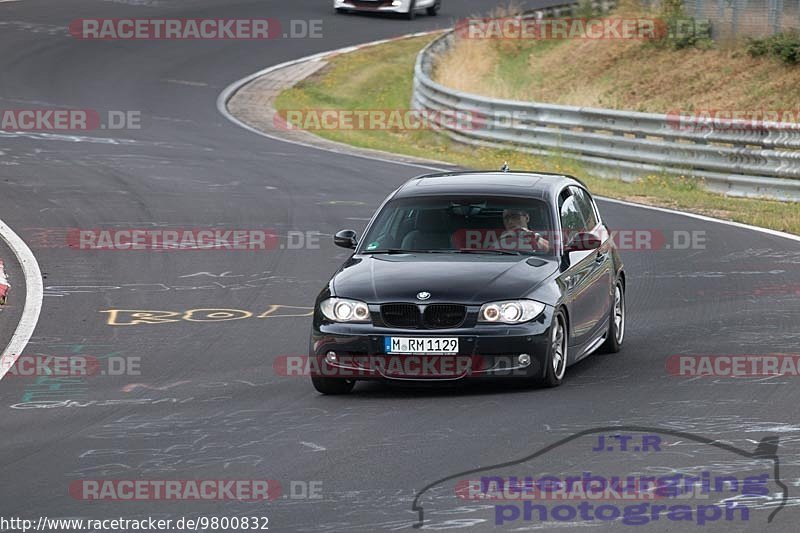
[601,280,625,353]
[426,0,440,16]
[311,377,355,394]
[541,311,567,387]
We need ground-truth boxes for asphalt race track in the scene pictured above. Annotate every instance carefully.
[1,1,799,531]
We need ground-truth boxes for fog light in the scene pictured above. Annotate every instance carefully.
[326,351,338,364]
[518,354,531,367]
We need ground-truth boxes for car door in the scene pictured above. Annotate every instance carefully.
[570,186,614,339]
[558,187,609,351]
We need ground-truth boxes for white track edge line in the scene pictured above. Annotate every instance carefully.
[0,218,43,381]
[217,31,800,244]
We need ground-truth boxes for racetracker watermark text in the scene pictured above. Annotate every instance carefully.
[1,109,140,131]
[69,19,322,39]
[667,354,800,377]
[666,109,800,132]
[455,17,662,40]
[0,355,140,378]
[69,480,281,501]
[70,229,280,250]
[274,354,535,378]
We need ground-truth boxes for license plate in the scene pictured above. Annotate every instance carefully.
[385,337,459,354]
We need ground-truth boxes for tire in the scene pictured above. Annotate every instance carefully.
[405,0,417,20]
[335,8,348,14]
[311,376,355,395]
[601,280,625,353]
[541,311,567,387]
[426,0,440,16]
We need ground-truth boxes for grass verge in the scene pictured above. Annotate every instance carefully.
[274,34,800,235]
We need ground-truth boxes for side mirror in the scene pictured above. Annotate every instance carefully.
[334,229,358,249]
[564,232,601,253]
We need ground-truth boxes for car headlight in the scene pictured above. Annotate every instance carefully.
[478,300,545,324]
[320,297,371,323]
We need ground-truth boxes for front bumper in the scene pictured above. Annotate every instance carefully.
[310,307,553,381]
[334,0,411,14]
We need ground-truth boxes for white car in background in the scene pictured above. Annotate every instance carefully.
[334,0,441,19]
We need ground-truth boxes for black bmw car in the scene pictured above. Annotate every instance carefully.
[309,170,625,394]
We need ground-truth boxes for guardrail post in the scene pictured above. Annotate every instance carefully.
[694,0,704,19]
[774,0,784,33]
[769,0,778,33]
[731,0,744,34]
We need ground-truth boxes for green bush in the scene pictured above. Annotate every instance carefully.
[645,0,713,50]
[747,32,800,64]
[746,36,771,57]
[659,0,685,18]
[648,14,712,50]
[574,0,597,18]
[665,16,712,49]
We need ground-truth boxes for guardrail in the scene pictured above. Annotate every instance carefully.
[411,11,800,201]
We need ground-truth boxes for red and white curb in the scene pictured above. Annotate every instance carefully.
[0,218,43,381]
[0,260,8,305]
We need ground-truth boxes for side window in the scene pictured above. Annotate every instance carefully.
[585,190,601,226]
[570,186,598,230]
[560,191,587,240]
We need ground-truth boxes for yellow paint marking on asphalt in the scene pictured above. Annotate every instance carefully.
[102,306,313,325]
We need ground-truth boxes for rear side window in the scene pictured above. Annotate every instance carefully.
[560,193,586,235]
[569,186,598,230]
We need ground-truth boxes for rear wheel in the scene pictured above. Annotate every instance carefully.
[541,311,567,387]
[334,7,348,14]
[426,0,440,16]
[311,377,355,395]
[405,0,417,19]
[601,280,625,353]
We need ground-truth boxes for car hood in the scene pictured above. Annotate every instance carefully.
[331,254,559,304]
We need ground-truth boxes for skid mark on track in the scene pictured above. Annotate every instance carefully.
[10,395,231,410]
[64,408,346,477]
[161,78,209,87]
[718,248,800,264]
[101,0,165,6]
[0,20,67,35]
[644,269,788,278]
[299,441,326,452]
[121,381,192,393]
[119,378,274,394]
[0,130,141,145]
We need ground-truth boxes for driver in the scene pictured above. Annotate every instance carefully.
[501,208,551,252]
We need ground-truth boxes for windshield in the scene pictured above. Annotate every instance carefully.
[359,196,556,256]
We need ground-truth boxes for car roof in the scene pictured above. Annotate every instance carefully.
[393,171,587,200]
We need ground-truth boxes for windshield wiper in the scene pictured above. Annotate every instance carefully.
[363,248,527,256]
[455,248,522,256]
[361,248,451,254]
